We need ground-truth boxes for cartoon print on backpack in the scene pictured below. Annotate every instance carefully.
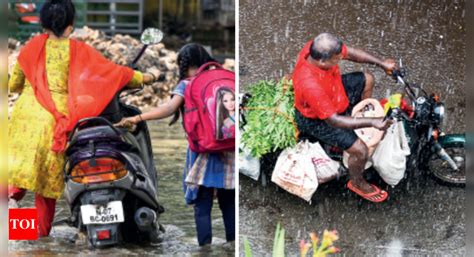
[216,87,235,140]
[183,61,235,152]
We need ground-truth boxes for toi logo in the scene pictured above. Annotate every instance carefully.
[9,208,38,240]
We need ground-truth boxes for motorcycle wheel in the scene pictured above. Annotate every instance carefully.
[428,144,465,185]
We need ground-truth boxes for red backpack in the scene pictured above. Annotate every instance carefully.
[183,62,235,153]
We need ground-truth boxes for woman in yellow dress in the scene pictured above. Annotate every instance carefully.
[8,0,159,237]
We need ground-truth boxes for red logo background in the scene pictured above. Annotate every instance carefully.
[9,208,38,240]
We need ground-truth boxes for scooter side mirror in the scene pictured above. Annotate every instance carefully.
[130,28,164,69]
[140,28,164,45]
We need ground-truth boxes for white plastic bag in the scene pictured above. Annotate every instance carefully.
[372,121,411,186]
[239,147,260,181]
[307,141,340,183]
[271,141,318,202]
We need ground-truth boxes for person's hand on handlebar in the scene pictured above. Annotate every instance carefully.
[371,117,394,131]
[114,115,142,129]
[143,67,161,84]
[381,58,398,76]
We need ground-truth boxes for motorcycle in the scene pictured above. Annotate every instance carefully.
[62,28,166,248]
[240,67,465,188]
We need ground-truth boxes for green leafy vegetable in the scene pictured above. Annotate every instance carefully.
[241,78,297,158]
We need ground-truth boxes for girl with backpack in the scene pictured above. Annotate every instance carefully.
[117,43,235,246]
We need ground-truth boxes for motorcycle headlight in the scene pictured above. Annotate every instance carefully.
[433,103,445,126]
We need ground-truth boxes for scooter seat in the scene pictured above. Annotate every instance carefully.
[67,125,148,162]
[69,125,123,146]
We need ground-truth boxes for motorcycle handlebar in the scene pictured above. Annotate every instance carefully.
[384,107,413,122]
[384,107,396,121]
[392,68,418,102]
[391,68,406,81]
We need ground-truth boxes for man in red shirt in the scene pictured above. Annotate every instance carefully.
[293,33,396,202]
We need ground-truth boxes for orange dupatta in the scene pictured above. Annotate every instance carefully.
[17,34,134,152]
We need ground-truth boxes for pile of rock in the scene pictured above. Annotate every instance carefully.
[8,38,21,117]
[8,26,235,114]
[8,38,21,73]
[71,27,180,105]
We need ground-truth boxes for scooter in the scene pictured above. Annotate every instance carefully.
[63,28,166,248]
[240,67,465,187]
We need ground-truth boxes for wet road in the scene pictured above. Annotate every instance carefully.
[239,0,465,256]
[240,174,465,256]
[8,118,234,256]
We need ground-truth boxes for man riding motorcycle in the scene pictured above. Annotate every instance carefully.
[292,32,397,202]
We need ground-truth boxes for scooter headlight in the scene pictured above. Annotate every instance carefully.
[432,103,445,126]
[70,158,128,184]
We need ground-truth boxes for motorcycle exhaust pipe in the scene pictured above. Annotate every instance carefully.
[434,143,459,171]
[134,207,162,244]
[135,207,157,231]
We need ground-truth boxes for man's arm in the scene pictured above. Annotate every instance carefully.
[325,113,393,131]
[345,46,397,74]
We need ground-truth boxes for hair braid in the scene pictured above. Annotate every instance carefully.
[169,51,190,125]
[178,52,190,81]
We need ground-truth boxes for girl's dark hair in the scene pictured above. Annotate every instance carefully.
[40,0,76,38]
[177,43,216,81]
[169,43,216,125]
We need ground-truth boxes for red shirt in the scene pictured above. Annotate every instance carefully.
[292,40,349,120]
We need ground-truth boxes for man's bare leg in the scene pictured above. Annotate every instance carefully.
[345,138,373,193]
[361,72,374,100]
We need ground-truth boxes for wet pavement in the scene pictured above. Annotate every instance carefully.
[239,0,465,256]
[8,118,234,256]
[240,173,465,256]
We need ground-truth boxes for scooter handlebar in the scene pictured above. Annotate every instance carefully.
[391,68,406,81]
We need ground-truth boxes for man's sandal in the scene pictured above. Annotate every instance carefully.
[347,180,388,203]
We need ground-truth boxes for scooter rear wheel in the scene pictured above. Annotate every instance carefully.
[429,144,465,185]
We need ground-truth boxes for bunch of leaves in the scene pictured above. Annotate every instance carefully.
[241,78,297,158]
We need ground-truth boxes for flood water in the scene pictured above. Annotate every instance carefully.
[8,118,234,256]
[239,0,465,256]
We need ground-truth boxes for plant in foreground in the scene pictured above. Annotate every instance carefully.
[300,229,340,257]
[243,224,340,257]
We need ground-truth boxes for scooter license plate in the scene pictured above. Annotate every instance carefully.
[80,201,125,225]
